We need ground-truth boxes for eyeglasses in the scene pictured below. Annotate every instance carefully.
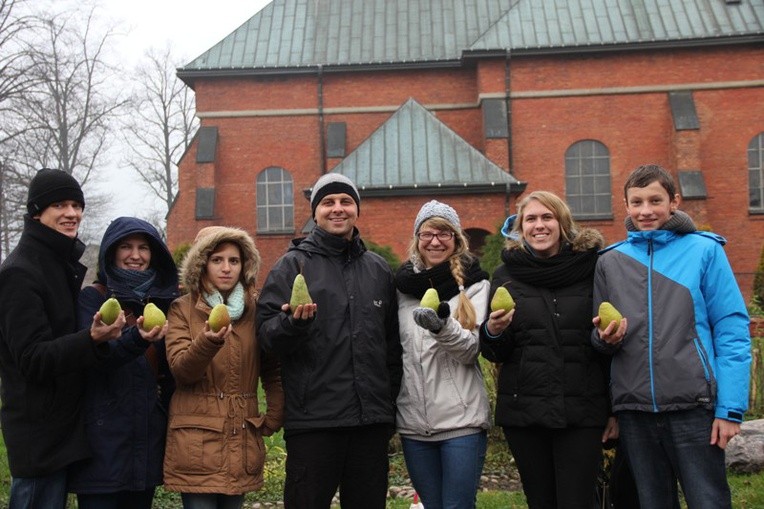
[417,231,455,242]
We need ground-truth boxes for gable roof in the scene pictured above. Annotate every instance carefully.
[179,0,764,77]
[310,98,523,197]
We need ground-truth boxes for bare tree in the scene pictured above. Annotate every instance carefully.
[122,45,198,223]
[0,3,128,249]
[8,5,127,184]
[0,0,35,259]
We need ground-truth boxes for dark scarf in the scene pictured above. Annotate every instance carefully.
[500,244,598,289]
[106,266,157,300]
[395,256,488,301]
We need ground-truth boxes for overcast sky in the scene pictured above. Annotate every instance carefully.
[91,0,271,226]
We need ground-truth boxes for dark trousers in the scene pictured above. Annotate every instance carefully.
[504,426,603,509]
[283,425,391,509]
[76,490,156,509]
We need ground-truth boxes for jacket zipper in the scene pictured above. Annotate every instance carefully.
[647,238,658,412]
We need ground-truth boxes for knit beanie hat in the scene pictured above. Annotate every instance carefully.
[27,168,85,216]
[310,173,360,218]
[413,200,461,235]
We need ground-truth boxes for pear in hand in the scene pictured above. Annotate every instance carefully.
[142,302,167,332]
[99,297,122,325]
[490,286,515,313]
[290,273,313,309]
[208,303,231,332]
[420,288,440,311]
[597,302,623,331]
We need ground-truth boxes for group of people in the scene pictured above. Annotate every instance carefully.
[0,165,752,509]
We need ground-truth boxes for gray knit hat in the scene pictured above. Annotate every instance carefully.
[310,173,360,218]
[413,200,461,235]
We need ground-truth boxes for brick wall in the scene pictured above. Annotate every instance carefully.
[168,45,764,299]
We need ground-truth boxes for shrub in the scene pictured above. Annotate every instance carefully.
[365,240,402,270]
[479,219,507,277]
[753,242,764,313]
[172,242,191,268]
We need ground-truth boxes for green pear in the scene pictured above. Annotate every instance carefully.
[98,297,122,325]
[289,273,313,309]
[598,301,623,331]
[420,288,440,311]
[208,303,231,332]
[490,286,515,313]
[142,302,167,332]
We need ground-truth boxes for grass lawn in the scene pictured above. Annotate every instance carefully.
[3,428,764,508]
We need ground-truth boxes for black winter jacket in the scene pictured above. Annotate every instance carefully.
[480,229,610,429]
[256,227,402,432]
[68,217,179,493]
[0,216,104,477]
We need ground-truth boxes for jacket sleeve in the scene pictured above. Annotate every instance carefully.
[77,286,149,371]
[385,274,403,403]
[431,280,489,365]
[479,273,515,362]
[256,257,313,356]
[703,242,751,421]
[590,257,622,355]
[165,297,224,385]
[0,266,100,382]
[259,347,285,435]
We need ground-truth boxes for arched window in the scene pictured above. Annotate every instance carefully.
[256,167,294,232]
[565,140,612,218]
[749,133,764,212]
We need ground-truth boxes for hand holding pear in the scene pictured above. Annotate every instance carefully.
[98,297,122,325]
[208,303,231,332]
[142,303,167,332]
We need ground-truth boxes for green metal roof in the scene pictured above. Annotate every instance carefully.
[470,0,764,53]
[319,98,522,197]
[180,0,764,75]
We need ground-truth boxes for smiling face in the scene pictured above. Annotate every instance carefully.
[625,180,679,231]
[114,234,152,271]
[417,222,457,268]
[204,242,242,296]
[314,192,358,240]
[520,199,561,258]
[35,200,83,238]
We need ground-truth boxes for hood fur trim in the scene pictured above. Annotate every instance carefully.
[180,226,261,294]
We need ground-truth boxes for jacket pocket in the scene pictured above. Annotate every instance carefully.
[244,417,266,476]
[692,338,717,407]
[167,414,225,474]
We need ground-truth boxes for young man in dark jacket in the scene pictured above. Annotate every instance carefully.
[257,173,402,509]
[0,169,124,508]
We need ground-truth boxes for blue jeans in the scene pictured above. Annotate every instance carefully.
[9,469,67,509]
[180,493,244,509]
[618,409,731,509]
[401,431,487,509]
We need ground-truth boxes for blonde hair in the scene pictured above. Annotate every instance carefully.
[509,191,577,250]
[407,216,478,330]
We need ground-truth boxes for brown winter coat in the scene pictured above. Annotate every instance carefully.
[163,227,284,494]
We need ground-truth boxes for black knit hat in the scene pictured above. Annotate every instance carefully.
[26,168,85,215]
[309,173,360,218]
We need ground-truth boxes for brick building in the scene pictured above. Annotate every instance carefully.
[168,0,764,300]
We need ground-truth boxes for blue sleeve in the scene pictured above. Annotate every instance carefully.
[702,243,751,422]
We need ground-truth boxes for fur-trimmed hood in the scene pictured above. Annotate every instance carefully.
[505,226,604,253]
[180,226,261,294]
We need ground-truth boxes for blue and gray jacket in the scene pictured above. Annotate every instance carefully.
[591,211,751,422]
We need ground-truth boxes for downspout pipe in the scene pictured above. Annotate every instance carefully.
[318,64,326,174]
[505,48,513,217]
